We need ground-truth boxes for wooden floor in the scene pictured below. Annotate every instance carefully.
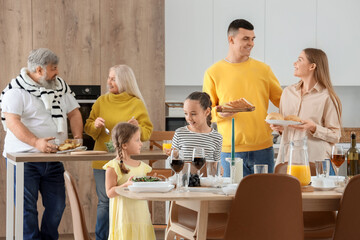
[1,230,165,240]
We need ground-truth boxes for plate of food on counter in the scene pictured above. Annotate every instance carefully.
[216,98,255,113]
[265,112,303,126]
[56,139,87,154]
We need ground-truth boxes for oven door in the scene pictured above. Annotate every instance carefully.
[68,101,95,150]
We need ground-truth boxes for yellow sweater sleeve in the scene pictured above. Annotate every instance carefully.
[135,100,153,142]
[84,98,102,141]
[85,93,153,169]
[267,67,282,108]
[203,70,226,124]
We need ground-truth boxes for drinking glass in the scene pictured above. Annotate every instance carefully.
[206,160,220,177]
[254,164,268,174]
[169,149,185,191]
[315,160,330,178]
[162,140,172,153]
[180,162,191,192]
[192,147,206,176]
[331,145,345,177]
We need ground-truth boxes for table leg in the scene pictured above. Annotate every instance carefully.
[6,161,14,240]
[196,201,209,240]
[15,162,24,240]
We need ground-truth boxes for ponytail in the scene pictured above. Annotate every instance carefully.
[116,142,130,174]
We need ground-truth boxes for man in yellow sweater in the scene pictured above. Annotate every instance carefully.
[203,19,282,177]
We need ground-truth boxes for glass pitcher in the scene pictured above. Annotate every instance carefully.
[286,137,311,186]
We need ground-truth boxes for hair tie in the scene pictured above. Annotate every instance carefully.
[120,160,123,163]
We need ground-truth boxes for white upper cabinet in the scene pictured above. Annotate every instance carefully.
[213,0,265,63]
[317,0,360,86]
[165,0,213,86]
[165,0,360,86]
[265,0,316,86]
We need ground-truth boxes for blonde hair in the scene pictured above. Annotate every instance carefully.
[111,122,140,174]
[303,48,342,126]
[110,65,145,103]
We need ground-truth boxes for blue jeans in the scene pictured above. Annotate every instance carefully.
[221,147,275,177]
[93,169,109,240]
[20,161,66,240]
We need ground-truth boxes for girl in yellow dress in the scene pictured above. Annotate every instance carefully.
[103,122,155,240]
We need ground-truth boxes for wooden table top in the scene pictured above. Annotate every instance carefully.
[302,190,342,199]
[116,187,342,201]
[6,149,167,163]
[116,187,234,201]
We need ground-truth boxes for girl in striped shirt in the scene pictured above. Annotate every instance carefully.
[171,92,223,174]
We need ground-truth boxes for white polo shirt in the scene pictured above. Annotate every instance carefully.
[2,88,79,157]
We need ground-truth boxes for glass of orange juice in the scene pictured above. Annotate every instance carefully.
[162,140,172,153]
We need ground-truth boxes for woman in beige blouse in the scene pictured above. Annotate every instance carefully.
[271,48,342,165]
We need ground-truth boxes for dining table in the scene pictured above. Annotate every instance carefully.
[5,149,167,240]
[116,187,343,240]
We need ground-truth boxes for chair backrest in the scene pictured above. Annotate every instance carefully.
[149,131,175,150]
[333,175,360,239]
[64,171,92,240]
[275,162,316,176]
[224,174,304,240]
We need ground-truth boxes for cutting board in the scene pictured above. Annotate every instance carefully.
[70,150,108,155]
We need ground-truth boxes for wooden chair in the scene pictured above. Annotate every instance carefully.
[166,201,228,240]
[333,175,360,239]
[275,162,336,239]
[64,171,93,240]
[149,131,175,166]
[224,174,304,240]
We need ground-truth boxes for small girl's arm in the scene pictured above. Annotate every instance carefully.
[105,168,134,198]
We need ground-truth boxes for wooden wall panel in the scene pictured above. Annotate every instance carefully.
[100,0,165,131]
[0,0,164,236]
[0,0,32,236]
[32,0,101,85]
[31,0,101,234]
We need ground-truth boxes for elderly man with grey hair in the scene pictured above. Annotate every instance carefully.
[0,48,83,240]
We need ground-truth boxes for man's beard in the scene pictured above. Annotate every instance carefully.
[39,73,57,89]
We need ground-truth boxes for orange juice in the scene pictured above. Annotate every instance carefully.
[162,143,172,152]
[287,165,311,186]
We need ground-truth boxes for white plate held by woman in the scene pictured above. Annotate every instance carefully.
[265,119,302,126]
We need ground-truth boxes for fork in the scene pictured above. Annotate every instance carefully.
[104,125,110,135]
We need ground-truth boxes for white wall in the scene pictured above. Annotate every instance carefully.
[166,0,360,86]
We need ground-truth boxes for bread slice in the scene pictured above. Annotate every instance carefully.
[217,98,255,112]
[284,115,301,122]
[266,112,284,121]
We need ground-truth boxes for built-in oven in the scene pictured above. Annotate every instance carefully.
[69,85,101,150]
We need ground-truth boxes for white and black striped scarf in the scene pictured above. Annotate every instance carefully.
[0,68,75,133]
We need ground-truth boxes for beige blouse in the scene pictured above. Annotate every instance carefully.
[275,81,341,165]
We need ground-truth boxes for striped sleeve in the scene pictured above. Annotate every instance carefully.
[172,126,223,161]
